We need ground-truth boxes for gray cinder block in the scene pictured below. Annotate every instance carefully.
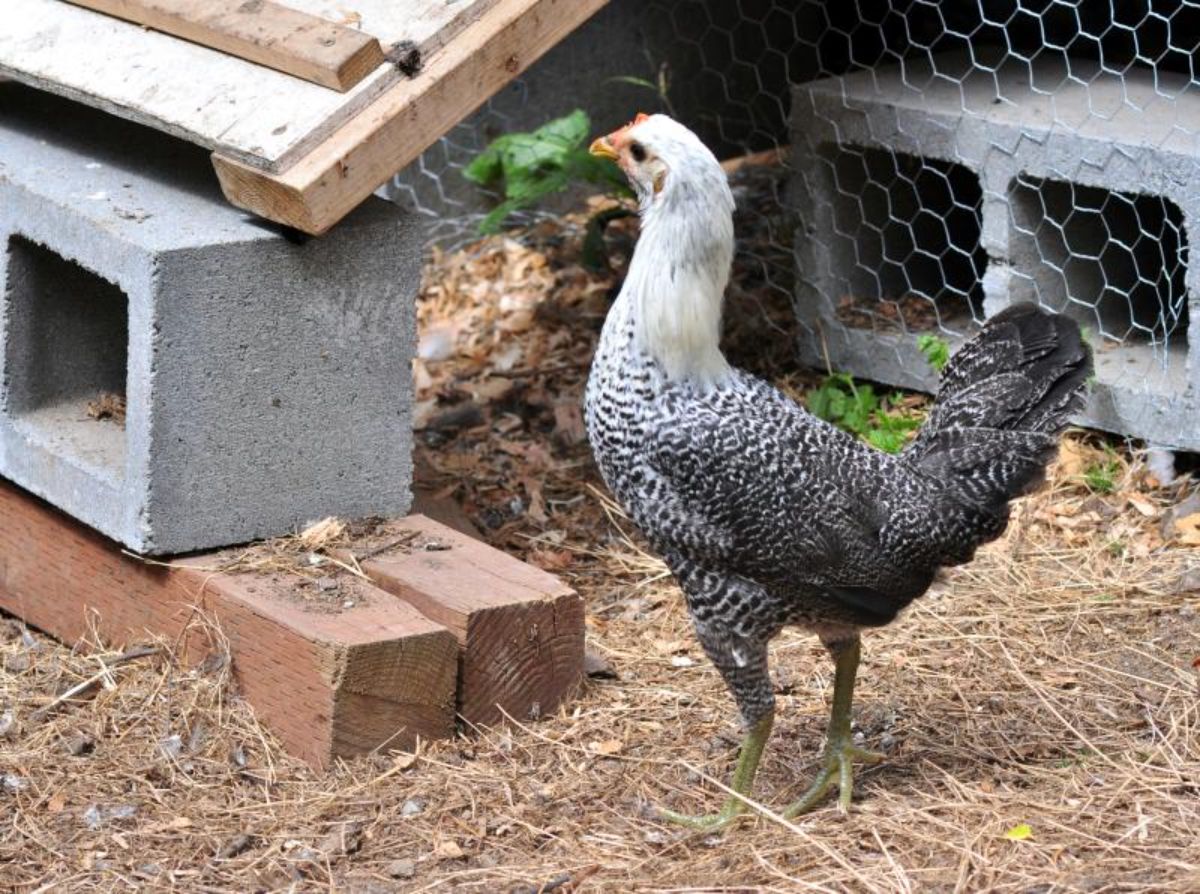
[0,85,421,553]
[791,51,1200,451]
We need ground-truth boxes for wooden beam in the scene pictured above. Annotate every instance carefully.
[63,0,386,92]
[347,516,585,728]
[211,0,608,233]
[0,480,458,766]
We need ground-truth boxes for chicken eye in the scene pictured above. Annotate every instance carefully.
[629,141,647,163]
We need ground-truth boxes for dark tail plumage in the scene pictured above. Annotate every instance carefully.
[905,304,1093,521]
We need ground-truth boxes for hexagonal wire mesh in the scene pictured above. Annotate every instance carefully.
[383,0,1200,446]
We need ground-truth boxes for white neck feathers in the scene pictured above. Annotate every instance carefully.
[619,172,735,387]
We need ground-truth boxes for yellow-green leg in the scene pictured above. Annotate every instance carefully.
[782,636,884,817]
[659,710,774,831]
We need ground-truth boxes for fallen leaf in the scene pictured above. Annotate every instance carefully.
[1175,512,1200,546]
[1004,823,1034,841]
[393,752,418,770]
[528,548,574,572]
[589,738,624,756]
[553,401,587,445]
[1125,493,1158,518]
[435,840,465,860]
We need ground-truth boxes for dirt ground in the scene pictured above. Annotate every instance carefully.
[3,184,1199,892]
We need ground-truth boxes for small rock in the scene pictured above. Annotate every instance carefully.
[643,830,668,845]
[1170,568,1200,596]
[315,576,338,592]
[2,773,28,793]
[317,820,364,857]
[387,858,416,879]
[1145,447,1177,485]
[187,724,208,754]
[670,655,695,668]
[401,798,424,817]
[342,599,356,609]
[417,325,456,362]
[583,650,617,679]
[215,833,255,860]
[229,744,248,768]
[5,653,30,673]
[0,712,14,738]
[81,803,138,830]
[158,734,183,760]
[64,732,95,757]
[423,540,451,552]
[20,629,39,650]
[82,805,104,830]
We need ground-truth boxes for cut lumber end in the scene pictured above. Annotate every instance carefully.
[354,515,586,728]
[0,479,458,767]
[211,153,326,234]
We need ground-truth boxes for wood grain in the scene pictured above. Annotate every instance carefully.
[212,0,608,233]
[0,0,500,170]
[63,0,386,91]
[348,515,585,728]
[0,480,458,766]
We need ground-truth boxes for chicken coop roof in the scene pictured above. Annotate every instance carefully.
[1,0,606,233]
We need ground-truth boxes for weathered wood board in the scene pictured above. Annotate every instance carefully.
[0,479,459,766]
[63,0,388,92]
[0,0,500,171]
[213,0,609,233]
[343,515,585,728]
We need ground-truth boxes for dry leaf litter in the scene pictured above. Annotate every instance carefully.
[3,162,1199,892]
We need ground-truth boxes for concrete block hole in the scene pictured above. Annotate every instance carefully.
[1008,175,1189,393]
[818,143,987,333]
[3,235,128,477]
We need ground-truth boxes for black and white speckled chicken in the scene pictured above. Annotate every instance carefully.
[585,115,1092,829]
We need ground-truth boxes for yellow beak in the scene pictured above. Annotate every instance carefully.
[589,136,619,160]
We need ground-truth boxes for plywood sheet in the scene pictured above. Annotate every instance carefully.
[0,0,499,171]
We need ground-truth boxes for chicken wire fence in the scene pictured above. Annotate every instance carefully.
[383,1,1200,448]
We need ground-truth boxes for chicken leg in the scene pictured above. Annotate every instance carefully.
[660,635,882,830]
[659,710,774,830]
[783,635,884,817]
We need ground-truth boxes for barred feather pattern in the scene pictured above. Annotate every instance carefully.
[583,120,1092,728]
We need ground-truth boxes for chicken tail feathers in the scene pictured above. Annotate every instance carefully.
[905,304,1092,517]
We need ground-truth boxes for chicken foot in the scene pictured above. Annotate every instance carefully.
[660,635,883,830]
[783,635,884,817]
[658,711,774,831]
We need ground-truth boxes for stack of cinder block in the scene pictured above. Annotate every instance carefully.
[791,51,1200,451]
[0,85,583,766]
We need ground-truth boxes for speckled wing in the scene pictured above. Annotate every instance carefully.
[642,381,921,623]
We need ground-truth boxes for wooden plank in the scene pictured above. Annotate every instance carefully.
[0,480,458,767]
[0,0,501,171]
[346,516,585,728]
[63,0,386,92]
[212,0,609,233]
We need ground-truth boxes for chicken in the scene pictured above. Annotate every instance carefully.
[585,114,1092,830]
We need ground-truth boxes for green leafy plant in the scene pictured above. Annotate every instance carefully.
[916,333,950,372]
[463,109,631,236]
[1083,455,1121,494]
[806,373,923,454]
